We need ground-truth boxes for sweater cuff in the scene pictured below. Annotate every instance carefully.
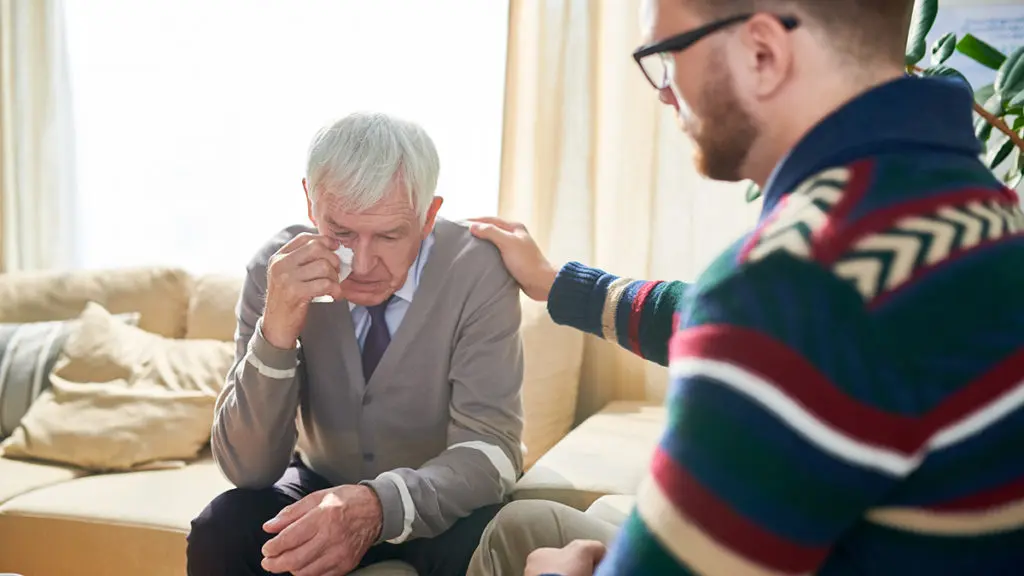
[547,261,607,336]
[249,318,300,373]
[361,472,414,544]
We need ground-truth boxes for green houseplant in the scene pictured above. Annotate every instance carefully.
[746,0,1024,202]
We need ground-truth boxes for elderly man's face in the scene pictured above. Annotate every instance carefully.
[306,180,442,307]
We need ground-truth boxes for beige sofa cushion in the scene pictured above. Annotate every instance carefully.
[185,274,244,341]
[519,298,584,469]
[513,401,664,511]
[0,455,231,576]
[0,267,192,337]
[585,494,636,527]
[0,456,87,505]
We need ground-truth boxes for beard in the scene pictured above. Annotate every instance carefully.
[683,59,759,182]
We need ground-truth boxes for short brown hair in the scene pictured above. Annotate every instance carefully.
[692,0,915,63]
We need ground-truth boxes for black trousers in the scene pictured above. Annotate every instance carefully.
[186,460,501,576]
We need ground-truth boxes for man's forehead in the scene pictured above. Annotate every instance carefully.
[317,188,417,228]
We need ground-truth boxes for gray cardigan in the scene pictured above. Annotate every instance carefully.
[211,218,525,543]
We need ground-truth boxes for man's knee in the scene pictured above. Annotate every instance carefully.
[481,500,571,548]
[187,487,285,574]
[470,499,610,576]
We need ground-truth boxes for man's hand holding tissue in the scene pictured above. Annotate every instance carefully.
[262,232,347,349]
[467,216,558,301]
[260,484,382,576]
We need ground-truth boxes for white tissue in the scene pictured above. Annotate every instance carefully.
[336,244,354,282]
[311,245,355,303]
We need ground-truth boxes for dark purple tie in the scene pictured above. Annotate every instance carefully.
[362,297,392,380]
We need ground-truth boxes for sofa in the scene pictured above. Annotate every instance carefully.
[0,267,665,576]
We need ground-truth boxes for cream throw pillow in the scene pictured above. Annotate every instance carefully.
[0,302,235,471]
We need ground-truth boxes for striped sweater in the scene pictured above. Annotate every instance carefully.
[547,77,1024,574]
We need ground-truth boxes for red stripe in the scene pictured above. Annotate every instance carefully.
[628,281,661,356]
[870,231,1024,309]
[815,187,1010,265]
[813,159,874,257]
[923,348,1024,433]
[669,324,923,454]
[650,448,828,572]
[928,476,1024,512]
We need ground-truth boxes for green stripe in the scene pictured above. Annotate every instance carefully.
[639,281,688,366]
[602,512,697,575]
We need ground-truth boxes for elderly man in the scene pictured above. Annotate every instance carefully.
[186,112,524,576]
[467,0,1024,575]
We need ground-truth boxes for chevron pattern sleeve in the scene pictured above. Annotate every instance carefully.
[545,262,689,366]
[594,250,919,575]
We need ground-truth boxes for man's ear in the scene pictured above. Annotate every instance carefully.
[303,178,317,226]
[421,196,444,237]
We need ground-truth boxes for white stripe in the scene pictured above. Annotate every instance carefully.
[30,323,64,403]
[448,440,517,496]
[376,471,415,544]
[245,352,296,379]
[927,378,1024,450]
[670,358,919,477]
[0,326,27,435]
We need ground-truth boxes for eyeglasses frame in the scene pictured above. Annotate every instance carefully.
[632,13,800,90]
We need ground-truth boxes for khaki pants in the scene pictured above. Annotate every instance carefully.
[467,500,621,576]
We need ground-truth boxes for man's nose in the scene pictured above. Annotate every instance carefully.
[658,87,678,108]
[351,244,375,276]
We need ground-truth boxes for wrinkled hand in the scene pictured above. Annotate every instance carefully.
[261,485,382,576]
[466,217,558,301]
[262,233,346,349]
[525,540,607,576]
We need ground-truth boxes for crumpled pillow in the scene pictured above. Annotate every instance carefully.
[0,301,234,471]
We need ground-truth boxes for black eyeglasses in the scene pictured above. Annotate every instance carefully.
[632,13,800,90]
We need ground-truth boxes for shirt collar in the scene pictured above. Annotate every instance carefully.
[758,75,982,220]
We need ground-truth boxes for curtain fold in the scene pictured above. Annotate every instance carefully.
[0,0,75,273]
[500,0,761,419]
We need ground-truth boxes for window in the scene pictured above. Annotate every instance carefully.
[64,0,509,274]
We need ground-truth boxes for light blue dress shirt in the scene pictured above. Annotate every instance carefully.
[349,232,435,350]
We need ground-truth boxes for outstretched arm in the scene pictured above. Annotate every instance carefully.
[468,216,688,366]
[547,262,688,366]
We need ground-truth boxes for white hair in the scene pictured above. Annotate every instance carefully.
[305,112,440,220]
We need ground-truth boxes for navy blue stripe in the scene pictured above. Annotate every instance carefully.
[886,408,1024,506]
[820,523,1024,575]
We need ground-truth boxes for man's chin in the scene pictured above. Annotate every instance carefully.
[343,284,391,307]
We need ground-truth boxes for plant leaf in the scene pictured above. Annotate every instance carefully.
[984,92,1006,116]
[988,138,1015,169]
[931,33,957,65]
[1008,90,1024,114]
[975,114,994,144]
[956,34,1007,70]
[1014,115,1024,131]
[975,83,996,106]
[1008,171,1023,190]
[922,65,972,89]
[995,47,1024,105]
[905,0,938,66]
[745,182,761,203]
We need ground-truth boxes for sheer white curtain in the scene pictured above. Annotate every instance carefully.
[63,0,509,274]
[0,0,76,273]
